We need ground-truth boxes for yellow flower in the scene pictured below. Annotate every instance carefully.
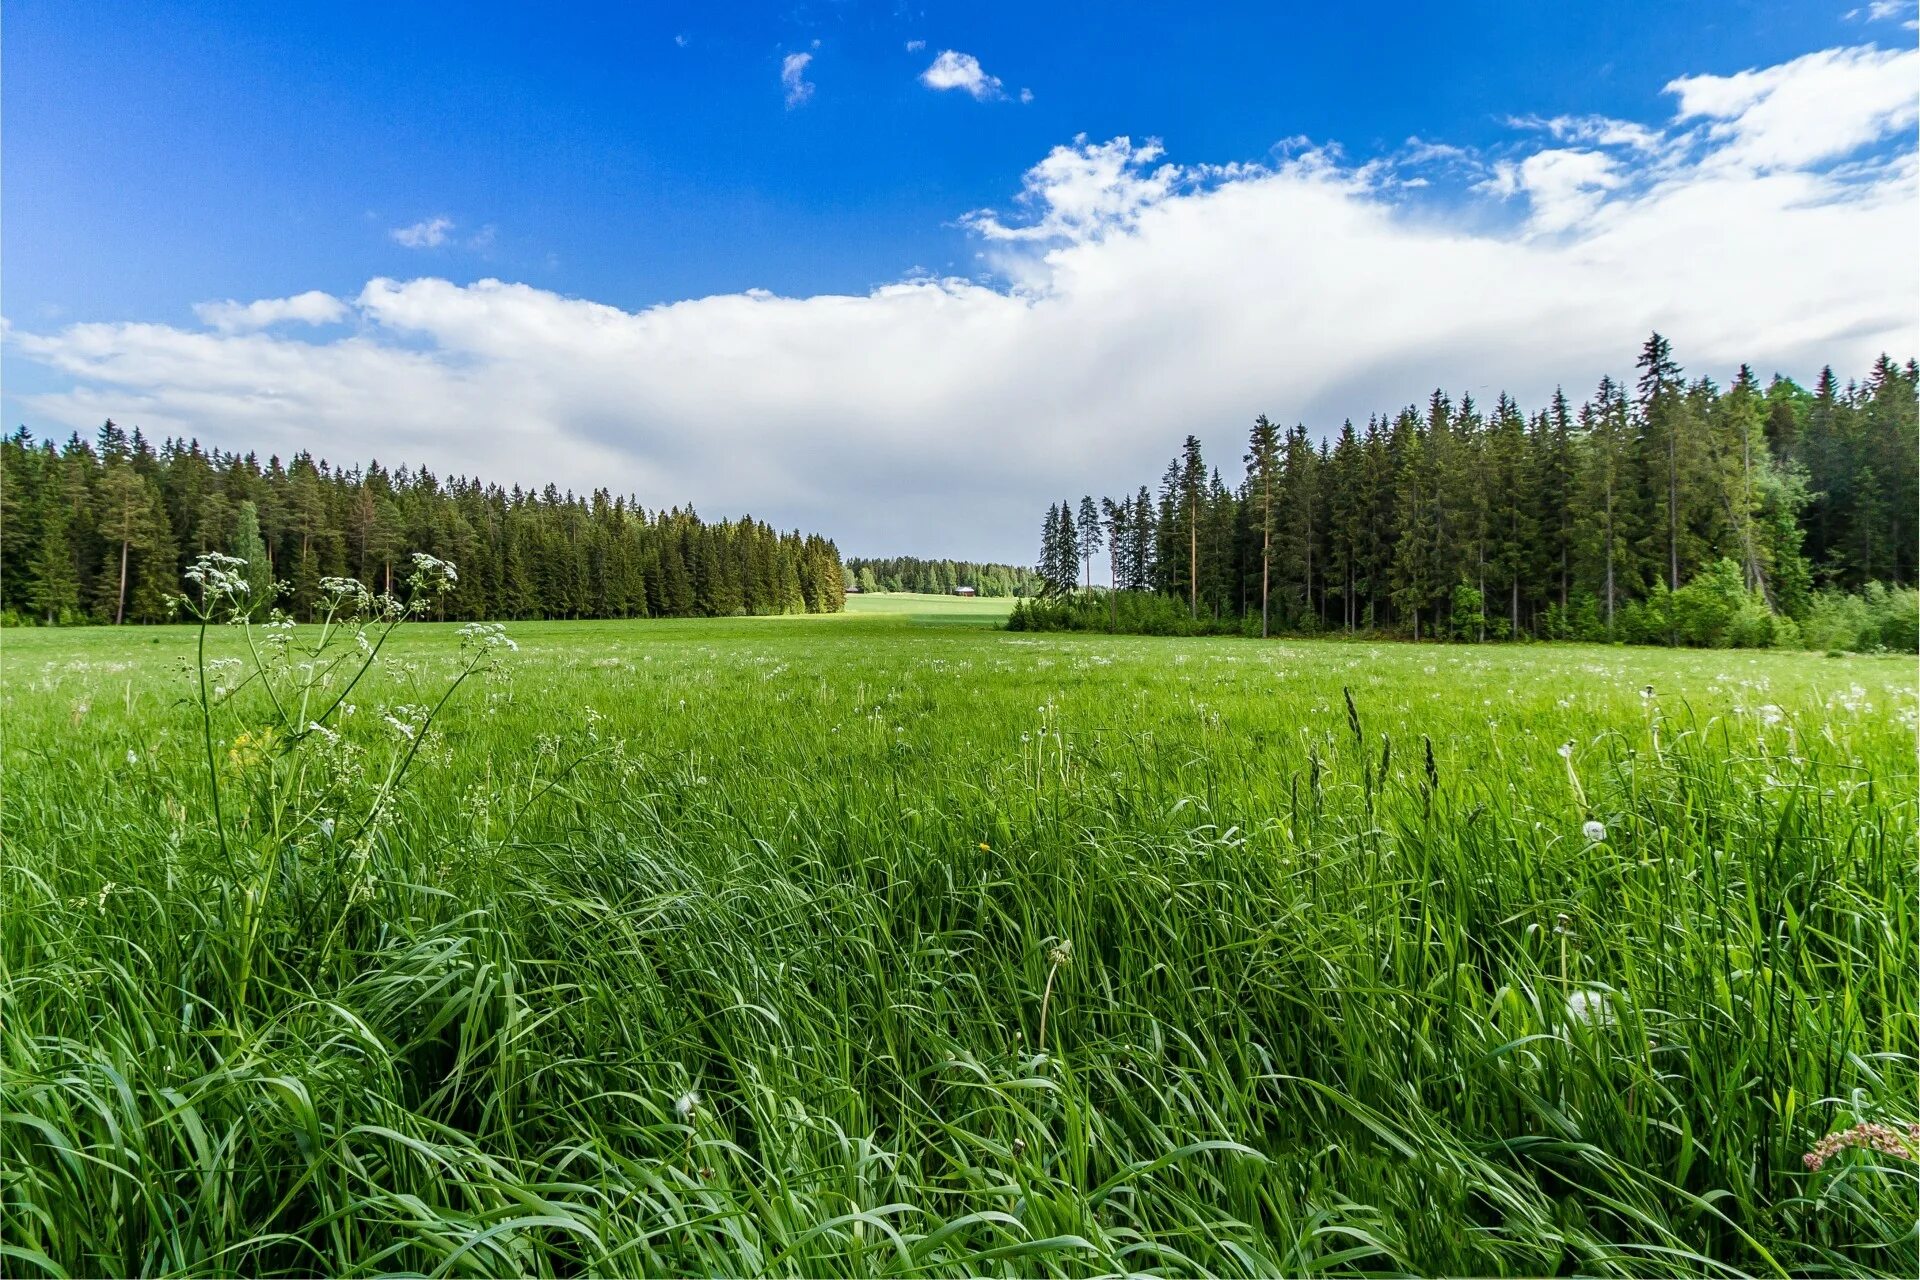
[228,725,279,771]
[978,842,991,851]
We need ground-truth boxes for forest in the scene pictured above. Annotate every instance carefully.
[0,425,846,624]
[844,555,1038,597]
[1022,337,1918,648]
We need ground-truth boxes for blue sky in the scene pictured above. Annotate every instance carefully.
[5,1,1916,559]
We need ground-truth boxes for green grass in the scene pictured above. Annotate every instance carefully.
[841,590,1018,625]
[3,606,1915,1277]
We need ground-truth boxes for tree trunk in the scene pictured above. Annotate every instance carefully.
[1188,498,1198,619]
[115,539,129,625]
[1667,433,1679,591]
[1260,528,1271,639]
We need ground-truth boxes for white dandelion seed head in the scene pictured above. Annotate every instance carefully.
[1557,741,1574,760]
[674,1089,700,1119]
[1566,989,1615,1026]
[1583,820,1606,843]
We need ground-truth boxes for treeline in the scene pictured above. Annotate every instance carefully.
[1022,337,1917,648]
[844,556,1038,597]
[0,424,846,624]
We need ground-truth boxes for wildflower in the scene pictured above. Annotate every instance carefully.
[228,726,277,770]
[674,1089,700,1120]
[978,842,991,851]
[183,551,251,603]
[1803,1121,1920,1171]
[1582,819,1606,843]
[1566,989,1613,1026]
[126,748,139,766]
[1557,741,1574,760]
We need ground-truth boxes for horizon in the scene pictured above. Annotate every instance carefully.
[5,1,1917,563]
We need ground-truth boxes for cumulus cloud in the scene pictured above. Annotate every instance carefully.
[390,216,454,248]
[10,44,1917,561]
[781,51,815,108]
[920,50,1003,100]
[192,290,348,332]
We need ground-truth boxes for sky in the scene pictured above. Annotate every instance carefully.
[5,1,1917,562]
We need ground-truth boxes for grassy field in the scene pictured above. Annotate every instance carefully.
[3,589,1915,1276]
[842,590,1019,624]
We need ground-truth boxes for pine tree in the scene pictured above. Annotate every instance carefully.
[28,479,80,624]
[1637,332,1687,592]
[1245,414,1282,637]
[1076,495,1102,591]
[1180,436,1206,617]
[229,499,275,613]
[95,466,158,625]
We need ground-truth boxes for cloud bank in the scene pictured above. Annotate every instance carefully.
[11,44,1917,561]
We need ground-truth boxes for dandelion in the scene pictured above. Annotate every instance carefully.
[1559,741,1588,809]
[1803,1121,1920,1171]
[674,1089,700,1120]
[1582,819,1606,843]
[126,748,139,766]
[1566,989,1613,1026]
[978,842,991,851]
[1037,938,1073,1054]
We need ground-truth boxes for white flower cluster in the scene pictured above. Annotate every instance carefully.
[319,576,377,613]
[457,622,518,658]
[407,553,459,605]
[183,552,251,602]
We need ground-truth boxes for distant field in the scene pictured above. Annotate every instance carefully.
[3,609,1915,1276]
[841,589,1018,623]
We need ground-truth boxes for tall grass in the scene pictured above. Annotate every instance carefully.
[3,584,1915,1276]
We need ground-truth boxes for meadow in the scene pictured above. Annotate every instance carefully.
[2,586,1915,1277]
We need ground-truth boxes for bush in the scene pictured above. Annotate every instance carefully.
[1448,583,1485,642]
[1668,559,1750,647]
[1797,584,1918,653]
[1007,591,1238,636]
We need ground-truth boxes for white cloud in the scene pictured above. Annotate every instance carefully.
[781,51,815,109]
[1506,113,1664,152]
[920,50,1003,100]
[1666,45,1917,170]
[11,44,1917,561]
[1866,1,1916,24]
[390,216,454,248]
[1514,148,1623,232]
[192,290,347,332]
[905,39,925,52]
[963,136,1177,248]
